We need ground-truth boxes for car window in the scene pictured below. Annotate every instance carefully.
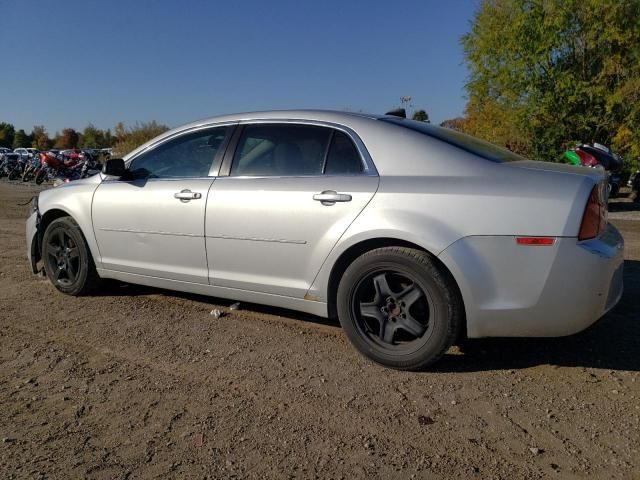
[324,131,363,175]
[231,124,331,177]
[380,117,523,163]
[128,126,229,179]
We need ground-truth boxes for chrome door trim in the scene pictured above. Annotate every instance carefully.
[205,233,307,245]
[217,119,379,177]
[97,227,201,237]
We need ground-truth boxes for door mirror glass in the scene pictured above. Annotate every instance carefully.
[102,158,125,177]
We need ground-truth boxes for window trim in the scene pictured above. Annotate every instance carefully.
[320,130,335,174]
[123,122,238,179]
[218,119,378,178]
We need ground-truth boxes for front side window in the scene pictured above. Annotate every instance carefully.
[231,124,331,176]
[128,126,229,179]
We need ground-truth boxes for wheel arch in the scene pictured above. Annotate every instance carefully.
[325,237,467,340]
[32,208,73,267]
[37,207,100,269]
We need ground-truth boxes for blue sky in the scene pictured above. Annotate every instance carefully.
[0,0,475,134]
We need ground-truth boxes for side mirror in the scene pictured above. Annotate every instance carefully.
[102,158,125,177]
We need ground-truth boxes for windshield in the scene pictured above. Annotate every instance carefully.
[380,117,523,163]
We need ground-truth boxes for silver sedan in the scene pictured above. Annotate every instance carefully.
[25,110,624,370]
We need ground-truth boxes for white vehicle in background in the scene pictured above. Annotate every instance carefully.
[14,147,39,159]
[0,147,12,155]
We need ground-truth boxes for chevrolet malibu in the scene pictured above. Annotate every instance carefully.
[26,110,624,370]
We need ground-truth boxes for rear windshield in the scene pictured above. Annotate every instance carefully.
[380,117,523,163]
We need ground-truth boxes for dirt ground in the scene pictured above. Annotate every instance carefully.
[1,181,639,480]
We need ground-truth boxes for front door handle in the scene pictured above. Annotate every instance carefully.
[313,190,352,205]
[174,189,202,202]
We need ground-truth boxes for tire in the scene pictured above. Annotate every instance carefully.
[41,217,101,295]
[35,169,46,185]
[8,168,20,180]
[336,247,463,371]
[22,166,33,182]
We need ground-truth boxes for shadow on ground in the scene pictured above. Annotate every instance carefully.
[93,261,640,373]
[435,259,640,373]
[609,200,640,213]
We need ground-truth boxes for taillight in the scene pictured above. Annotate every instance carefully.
[578,186,606,240]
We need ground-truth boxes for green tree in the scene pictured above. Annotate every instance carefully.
[31,125,53,150]
[461,0,640,169]
[440,117,466,132]
[412,109,430,122]
[0,122,16,149]
[53,128,80,149]
[12,129,32,149]
[78,124,116,149]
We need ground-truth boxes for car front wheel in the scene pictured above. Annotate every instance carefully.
[337,247,463,370]
[42,217,101,295]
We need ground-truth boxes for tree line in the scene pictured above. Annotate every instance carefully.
[444,0,640,172]
[0,121,169,157]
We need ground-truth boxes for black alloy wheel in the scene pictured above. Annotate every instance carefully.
[337,247,463,370]
[352,270,434,354]
[42,217,100,295]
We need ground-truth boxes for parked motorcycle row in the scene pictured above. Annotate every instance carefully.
[563,142,625,197]
[0,148,109,185]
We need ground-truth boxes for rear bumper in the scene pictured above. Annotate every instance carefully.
[438,224,624,338]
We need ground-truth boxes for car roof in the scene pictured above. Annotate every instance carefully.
[191,109,382,125]
[124,109,386,160]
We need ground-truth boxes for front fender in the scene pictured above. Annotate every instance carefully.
[37,180,102,268]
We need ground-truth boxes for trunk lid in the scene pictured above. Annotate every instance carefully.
[507,160,606,182]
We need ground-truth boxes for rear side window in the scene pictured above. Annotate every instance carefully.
[380,117,523,163]
[324,131,363,175]
[231,124,331,176]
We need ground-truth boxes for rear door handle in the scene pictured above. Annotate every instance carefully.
[174,189,202,202]
[313,190,352,205]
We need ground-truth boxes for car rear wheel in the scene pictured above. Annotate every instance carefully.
[337,247,463,370]
[42,217,101,295]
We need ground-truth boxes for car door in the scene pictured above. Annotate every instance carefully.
[205,122,379,298]
[92,125,233,284]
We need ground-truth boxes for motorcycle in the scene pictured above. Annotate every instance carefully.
[564,143,623,197]
[0,153,27,180]
[34,150,101,185]
[21,154,43,182]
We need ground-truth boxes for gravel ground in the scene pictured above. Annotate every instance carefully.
[0,181,639,479]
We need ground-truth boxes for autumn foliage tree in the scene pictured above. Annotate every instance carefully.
[461,0,640,169]
[112,121,169,157]
[31,125,53,150]
[53,128,80,149]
